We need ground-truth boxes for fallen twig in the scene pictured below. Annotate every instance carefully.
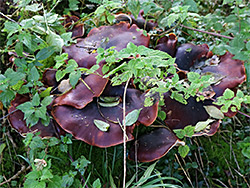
[0,165,31,186]
[180,24,234,40]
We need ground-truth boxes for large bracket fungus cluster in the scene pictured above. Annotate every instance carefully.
[8,12,246,162]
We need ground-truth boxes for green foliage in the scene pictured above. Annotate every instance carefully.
[214,89,250,113]
[16,93,52,127]
[1,0,250,187]
[237,137,250,159]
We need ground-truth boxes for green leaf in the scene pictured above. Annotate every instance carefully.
[36,46,55,60]
[93,120,110,131]
[56,70,66,82]
[35,106,47,120]
[223,88,235,99]
[40,169,53,181]
[25,3,43,12]
[18,32,32,50]
[69,70,81,88]
[98,101,120,107]
[204,105,224,119]
[184,125,195,137]
[107,15,115,24]
[41,96,53,106]
[92,178,101,188]
[194,119,215,132]
[125,108,142,126]
[28,66,40,82]
[178,145,190,158]
[187,72,200,82]
[0,143,6,154]
[46,30,64,52]
[32,93,40,106]
[173,129,185,139]
[102,64,109,74]
[40,87,52,97]
[109,174,117,188]
[136,161,157,186]
[246,41,250,51]
[158,110,166,121]
[127,0,140,19]
[15,42,24,57]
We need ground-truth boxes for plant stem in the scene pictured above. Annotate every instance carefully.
[180,24,234,40]
[123,78,130,188]
[67,152,89,188]
[238,111,250,118]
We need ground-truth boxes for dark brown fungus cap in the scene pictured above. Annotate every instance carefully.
[175,43,211,71]
[63,22,150,68]
[42,69,58,88]
[52,85,158,147]
[8,94,65,138]
[52,101,135,148]
[131,10,158,32]
[53,66,108,109]
[129,128,181,162]
[155,33,177,57]
[162,92,209,130]
[201,52,246,98]
[63,15,84,39]
[101,85,159,126]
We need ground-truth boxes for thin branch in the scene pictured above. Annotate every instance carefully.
[0,109,18,121]
[175,154,194,188]
[0,12,21,25]
[123,78,130,188]
[0,165,31,186]
[180,24,234,40]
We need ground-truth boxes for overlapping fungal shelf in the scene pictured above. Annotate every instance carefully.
[8,12,246,162]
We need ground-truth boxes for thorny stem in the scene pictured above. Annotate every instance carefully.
[123,78,130,188]
[180,24,234,40]
[67,152,89,188]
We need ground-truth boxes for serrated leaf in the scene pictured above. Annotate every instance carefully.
[36,46,55,60]
[32,93,40,106]
[35,107,47,120]
[28,66,40,82]
[46,30,64,52]
[93,120,110,132]
[223,88,234,99]
[194,119,215,132]
[41,96,53,106]
[15,42,24,57]
[125,108,142,126]
[204,105,224,119]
